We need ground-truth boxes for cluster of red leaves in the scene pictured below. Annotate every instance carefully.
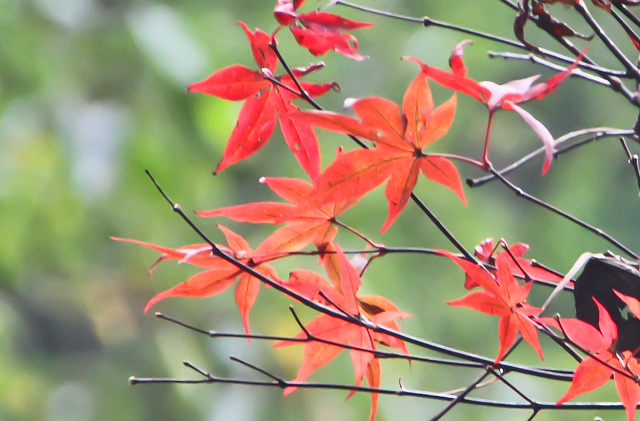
[119,0,627,418]
[188,22,338,181]
[276,243,409,421]
[440,250,544,363]
[274,0,373,60]
[409,41,583,173]
[116,224,409,420]
[289,67,466,232]
[538,292,640,421]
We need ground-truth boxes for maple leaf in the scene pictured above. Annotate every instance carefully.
[273,1,373,60]
[113,225,278,335]
[467,237,564,289]
[275,243,410,421]
[441,250,543,363]
[407,41,584,173]
[197,177,362,262]
[288,69,466,232]
[188,22,338,181]
[538,299,640,421]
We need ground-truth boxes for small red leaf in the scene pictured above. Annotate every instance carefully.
[290,25,366,61]
[420,156,467,205]
[556,356,614,405]
[286,110,379,140]
[275,94,321,180]
[297,11,374,31]
[238,22,277,72]
[381,157,420,233]
[449,40,473,76]
[188,65,267,101]
[418,94,457,149]
[215,90,278,174]
[144,267,239,312]
[307,148,402,206]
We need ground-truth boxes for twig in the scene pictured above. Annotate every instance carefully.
[468,129,634,187]
[574,0,640,81]
[620,137,640,195]
[128,360,630,411]
[487,51,612,85]
[489,168,640,260]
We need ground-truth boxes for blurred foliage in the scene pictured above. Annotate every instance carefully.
[1,0,640,420]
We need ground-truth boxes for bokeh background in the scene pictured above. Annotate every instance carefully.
[2,0,640,420]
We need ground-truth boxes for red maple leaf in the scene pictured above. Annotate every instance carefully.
[273,1,373,60]
[441,250,543,363]
[407,41,584,173]
[112,225,278,335]
[188,22,338,180]
[538,299,640,421]
[196,177,362,262]
[467,237,564,289]
[288,69,466,232]
[275,243,410,421]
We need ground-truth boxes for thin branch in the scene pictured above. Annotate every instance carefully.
[335,0,611,74]
[489,168,640,260]
[487,51,613,85]
[127,360,630,411]
[574,0,640,81]
[468,128,635,187]
[620,137,640,195]
[615,3,640,29]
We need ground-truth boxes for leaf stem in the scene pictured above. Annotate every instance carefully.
[489,168,640,260]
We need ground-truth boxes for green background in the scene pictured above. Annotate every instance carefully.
[2,0,639,420]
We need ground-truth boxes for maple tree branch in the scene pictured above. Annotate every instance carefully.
[620,137,640,195]
[610,8,640,51]
[614,3,640,29]
[332,219,382,248]
[408,193,476,262]
[145,171,564,379]
[154,312,307,343]
[158,307,573,379]
[504,0,639,104]
[500,240,532,282]
[336,0,616,75]
[574,0,640,81]
[130,360,628,411]
[468,128,635,187]
[429,153,484,169]
[489,168,640,260]
[486,366,536,405]
[487,51,614,84]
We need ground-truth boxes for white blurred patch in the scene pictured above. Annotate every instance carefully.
[33,0,96,28]
[58,101,128,201]
[127,5,209,86]
[44,382,94,421]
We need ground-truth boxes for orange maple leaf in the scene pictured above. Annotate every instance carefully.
[441,250,543,363]
[275,243,410,421]
[113,224,278,335]
[188,22,338,180]
[197,177,362,262]
[288,70,466,232]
